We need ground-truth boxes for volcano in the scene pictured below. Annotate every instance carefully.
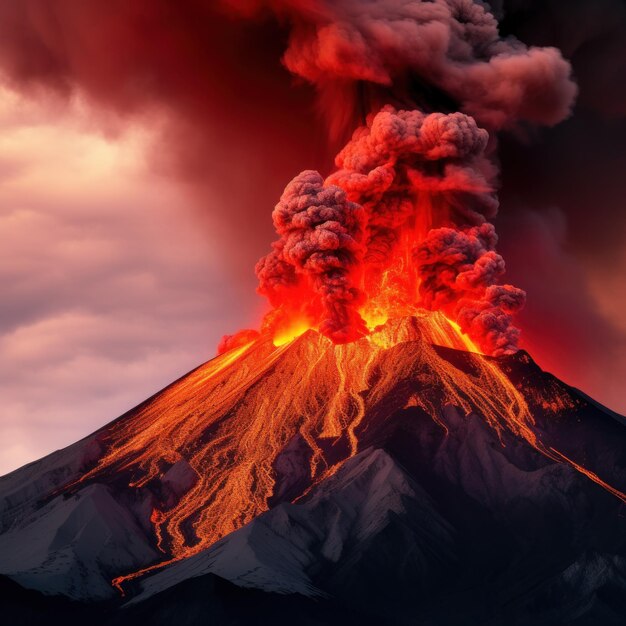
[1,312,625,625]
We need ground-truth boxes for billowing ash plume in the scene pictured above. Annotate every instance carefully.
[226,0,576,137]
[219,0,576,355]
[241,106,520,354]
[415,223,526,355]
[327,107,496,257]
[256,171,368,343]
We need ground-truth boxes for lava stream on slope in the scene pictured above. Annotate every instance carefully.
[66,311,626,593]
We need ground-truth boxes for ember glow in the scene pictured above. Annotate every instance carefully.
[226,107,527,355]
[71,314,626,594]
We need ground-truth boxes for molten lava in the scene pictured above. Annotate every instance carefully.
[70,312,626,594]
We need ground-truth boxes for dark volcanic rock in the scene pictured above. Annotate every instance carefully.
[0,316,624,625]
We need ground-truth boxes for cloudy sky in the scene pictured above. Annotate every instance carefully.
[0,87,259,475]
[0,0,625,475]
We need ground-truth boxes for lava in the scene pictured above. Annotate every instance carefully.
[70,312,626,594]
[272,318,311,347]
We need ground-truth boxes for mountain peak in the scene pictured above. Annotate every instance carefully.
[0,312,624,622]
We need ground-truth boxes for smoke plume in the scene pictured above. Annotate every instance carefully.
[415,224,525,354]
[216,0,576,354]
[225,0,576,136]
[0,1,579,357]
[256,170,367,343]
[235,104,521,353]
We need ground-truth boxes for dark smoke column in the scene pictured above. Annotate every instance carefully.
[256,170,367,344]
[220,0,577,354]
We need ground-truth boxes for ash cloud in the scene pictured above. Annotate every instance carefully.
[226,0,576,136]
[1,1,624,407]
[247,105,523,353]
[415,223,525,355]
[256,170,367,343]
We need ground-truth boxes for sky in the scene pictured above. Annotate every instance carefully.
[0,0,625,475]
[0,87,259,475]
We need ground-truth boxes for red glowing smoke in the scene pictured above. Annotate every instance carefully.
[218,0,576,354]
[256,170,368,343]
[415,224,526,355]
[232,107,522,353]
[0,1,578,358]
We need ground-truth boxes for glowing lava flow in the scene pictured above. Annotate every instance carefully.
[72,312,626,594]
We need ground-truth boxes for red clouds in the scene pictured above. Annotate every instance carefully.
[415,224,525,355]
[256,170,367,343]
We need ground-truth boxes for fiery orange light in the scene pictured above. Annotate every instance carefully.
[272,319,312,346]
[446,318,483,354]
[70,312,625,595]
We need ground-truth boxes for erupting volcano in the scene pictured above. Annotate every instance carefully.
[68,312,626,596]
[1,1,625,625]
[223,107,526,356]
[1,311,625,623]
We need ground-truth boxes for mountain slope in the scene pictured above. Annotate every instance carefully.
[0,313,624,624]
[127,447,454,603]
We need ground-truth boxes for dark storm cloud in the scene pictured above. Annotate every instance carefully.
[491,0,626,411]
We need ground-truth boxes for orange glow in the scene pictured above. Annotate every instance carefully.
[71,312,626,594]
[272,319,312,346]
[361,310,389,330]
[261,196,458,347]
[241,103,531,359]
[256,190,469,351]
[359,230,425,332]
[446,318,483,354]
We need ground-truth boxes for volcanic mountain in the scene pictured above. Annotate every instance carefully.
[1,312,625,625]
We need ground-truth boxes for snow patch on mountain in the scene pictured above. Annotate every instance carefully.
[0,483,158,600]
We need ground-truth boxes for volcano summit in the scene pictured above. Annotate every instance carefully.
[1,313,625,625]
